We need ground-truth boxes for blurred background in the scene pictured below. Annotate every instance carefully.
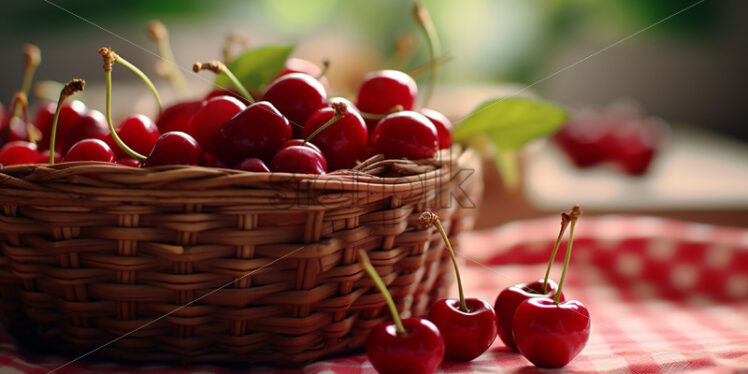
[1,0,746,227]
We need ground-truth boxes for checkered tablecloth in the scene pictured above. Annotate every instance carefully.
[1,215,746,373]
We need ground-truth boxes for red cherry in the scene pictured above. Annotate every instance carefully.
[301,103,368,170]
[145,131,204,167]
[235,157,270,172]
[512,298,590,368]
[5,117,32,143]
[262,72,327,137]
[0,141,39,166]
[279,139,322,154]
[155,100,203,133]
[214,101,292,165]
[35,100,87,151]
[428,298,497,361]
[187,95,246,154]
[420,108,452,149]
[117,158,141,167]
[270,145,327,174]
[366,317,445,374]
[63,139,116,163]
[356,70,417,116]
[64,109,109,153]
[37,150,62,164]
[104,114,160,159]
[494,279,564,350]
[371,111,438,160]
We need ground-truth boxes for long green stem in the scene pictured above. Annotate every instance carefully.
[49,79,85,165]
[115,56,163,111]
[303,102,346,146]
[193,61,254,104]
[413,2,441,108]
[407,54,454,79]
[434,216,468,312]
[543,213,571,294]
[555,206,581,304]
[358,249,405,335]
[104,70,147,162]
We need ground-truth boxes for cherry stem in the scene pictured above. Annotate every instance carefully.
[222,31,251,64]
[359,105,404,121]
[542,213,571,294]
[8,92,38,145]
[420,211,467,312]
[302,101,347,146]
[102,66,147,162]
[14,44,41,118]
[98,47,163,112]
[315,58,330,80]
[193,61,255,104]
[147,20,189,97]
[49,79,85,164]
[387,34,417,70]
[407,54,455,79]
[413,2,441,108]
[554,205,581,305]
[358,249,406,335]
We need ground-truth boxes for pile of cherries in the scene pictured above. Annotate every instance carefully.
[362,207,590,374]
[0,43,452,173]
[553,103,669,175]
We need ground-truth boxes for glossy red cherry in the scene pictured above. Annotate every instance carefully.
[214,101,292,165]
[366,317,445,374]
[371,111,438,160]
[37,150,62,164]
[187,95,246,154]
[155,99,203,133]
[420,108,452,150]
[64,109,109,153]
[145,131,203,167]
[270,145,327,174]
[117,158,141,167]
[235,157,270,172]
[35,100,87,151]
[104,114,160,159]
[495,279,564,351]
[356,70,417,117]
[428,298,497,361]
[63,139,115,163]
[512,298,590,368]
[0,141,39,166]
[301,102,368,170]
[262,72,327,136]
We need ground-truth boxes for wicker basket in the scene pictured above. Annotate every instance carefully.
[0,147,482,365]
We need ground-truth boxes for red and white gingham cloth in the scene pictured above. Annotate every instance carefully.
[1,215,746,373]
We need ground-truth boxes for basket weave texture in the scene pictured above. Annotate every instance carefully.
[0,147,482,365]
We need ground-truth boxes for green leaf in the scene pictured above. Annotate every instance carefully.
[454,97,569,151]
[214,45,294,94]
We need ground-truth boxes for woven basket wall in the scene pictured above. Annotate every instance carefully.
[0,147,482,365]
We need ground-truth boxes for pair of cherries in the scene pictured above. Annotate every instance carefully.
[362,211,497,374]
[494,205,590,368]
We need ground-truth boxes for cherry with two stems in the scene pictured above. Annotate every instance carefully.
[359,249,445,374]
[494,212,570,350]
[512,206,590,368]
[104,114,160,159]
[420,211,497,362]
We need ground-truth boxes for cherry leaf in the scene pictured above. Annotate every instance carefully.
[454,97,568,151]
[214,45,293,94]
